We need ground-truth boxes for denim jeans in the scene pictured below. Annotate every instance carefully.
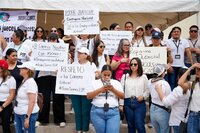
[124,98,146,133]
[168,67,181,90]
[150,104,170,133]
[14,112,38,133]
[172,126,179,133]
[90,105,120,133]
[187,111,200,133]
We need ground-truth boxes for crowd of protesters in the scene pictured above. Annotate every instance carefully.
[0,21,200,133]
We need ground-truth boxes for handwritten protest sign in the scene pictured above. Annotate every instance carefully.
[0,10,37,43]
[64,8,99,35]
[55,64,95,95]
[31,42,68,71]
[130,47,167,74]
[100,31,132,55]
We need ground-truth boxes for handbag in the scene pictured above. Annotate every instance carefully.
[178,82,195,133]
[37,93,44,112]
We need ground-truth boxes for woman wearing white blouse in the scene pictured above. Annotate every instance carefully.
[120,57,148,133]
[178,63,200,133]
[155,68,190,133]
[147,64,171,133]
[0,60,16,133]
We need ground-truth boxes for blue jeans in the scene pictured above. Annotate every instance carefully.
[124,98,146,133]
[187,111,200,133]
[172,126,179,133]
[168,67,181,90]
[14,113,38,133]
[150,104,170,133]
[90,105,120,133]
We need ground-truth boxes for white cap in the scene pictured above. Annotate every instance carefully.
[153,64,167,76]
[135,26,144,31]
[78,47,89,55]
[17,61,35,71]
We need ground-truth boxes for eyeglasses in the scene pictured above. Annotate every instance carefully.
[99,46,105,48]
[37,30,43,33]
[190,30,198,33]
[130,63,138,67]
[51,30,57,33]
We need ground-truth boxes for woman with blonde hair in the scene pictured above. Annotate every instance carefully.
[14,61,39,133]
[132,26,147,47]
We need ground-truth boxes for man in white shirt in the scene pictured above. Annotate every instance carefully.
[144,23,153,46]
[166,26,193,90]
[3,29,31,62]
[185,25,200,67]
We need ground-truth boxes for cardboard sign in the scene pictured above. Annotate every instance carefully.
[100,31,132,55]
[64,8,99,35]
[130,47,167,74]
[55,64,95,95]
[31,42,68,71]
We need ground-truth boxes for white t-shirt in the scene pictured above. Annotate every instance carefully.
[74,37,94,62]
[145,36,152,46]
[97,54,107,71]
[121,74,149,99]
[190,82,200,112]
[3,42,31,63]
[147,79,171,107]
[89,79,123,107]
[0,76,16,101]
[166,38,190,67]
[161,86,190,126]
[14,78,39,115]
[132,38,146,47]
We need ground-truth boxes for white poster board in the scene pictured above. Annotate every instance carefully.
[64,8,99,35]
[130,47,167,74]
[0,10,37,42]
[55,64,95,95]
[31,42,68,71]
[100,31,132,55]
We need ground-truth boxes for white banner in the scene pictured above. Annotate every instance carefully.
[64,8,99,35]
[130,47,167,74]
[0,10,37,43]
[55,64,95,95]
[100,31,132,55]
[31,42,68,71]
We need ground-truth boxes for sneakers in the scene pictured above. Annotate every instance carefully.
[35,121,40,127]
[59,122,66,127]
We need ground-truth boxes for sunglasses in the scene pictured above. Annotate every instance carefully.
[99,46,105,48]
[37,30,43,33]
[51,30,57,32]
[190,30,198,33]
[130,63,138,67]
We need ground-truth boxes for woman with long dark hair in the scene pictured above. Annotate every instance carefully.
[121,57,148,133]
[32,26,46,42]
[92,40,110,71]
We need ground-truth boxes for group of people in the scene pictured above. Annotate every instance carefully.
[0,21,199,133]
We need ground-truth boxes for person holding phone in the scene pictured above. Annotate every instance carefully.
[87,65,124,133]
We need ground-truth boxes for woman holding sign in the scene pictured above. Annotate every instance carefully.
[36,33,66,127]
[87,64,124,133]
[71,47,98,133]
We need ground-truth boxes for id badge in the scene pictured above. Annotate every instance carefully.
[103,103,109,112]
[175,54,181,59]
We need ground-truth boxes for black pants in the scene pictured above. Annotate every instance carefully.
[36,76,66,123]
[0,102,12,133]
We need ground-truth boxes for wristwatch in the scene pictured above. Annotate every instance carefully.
[25,114,29,119]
